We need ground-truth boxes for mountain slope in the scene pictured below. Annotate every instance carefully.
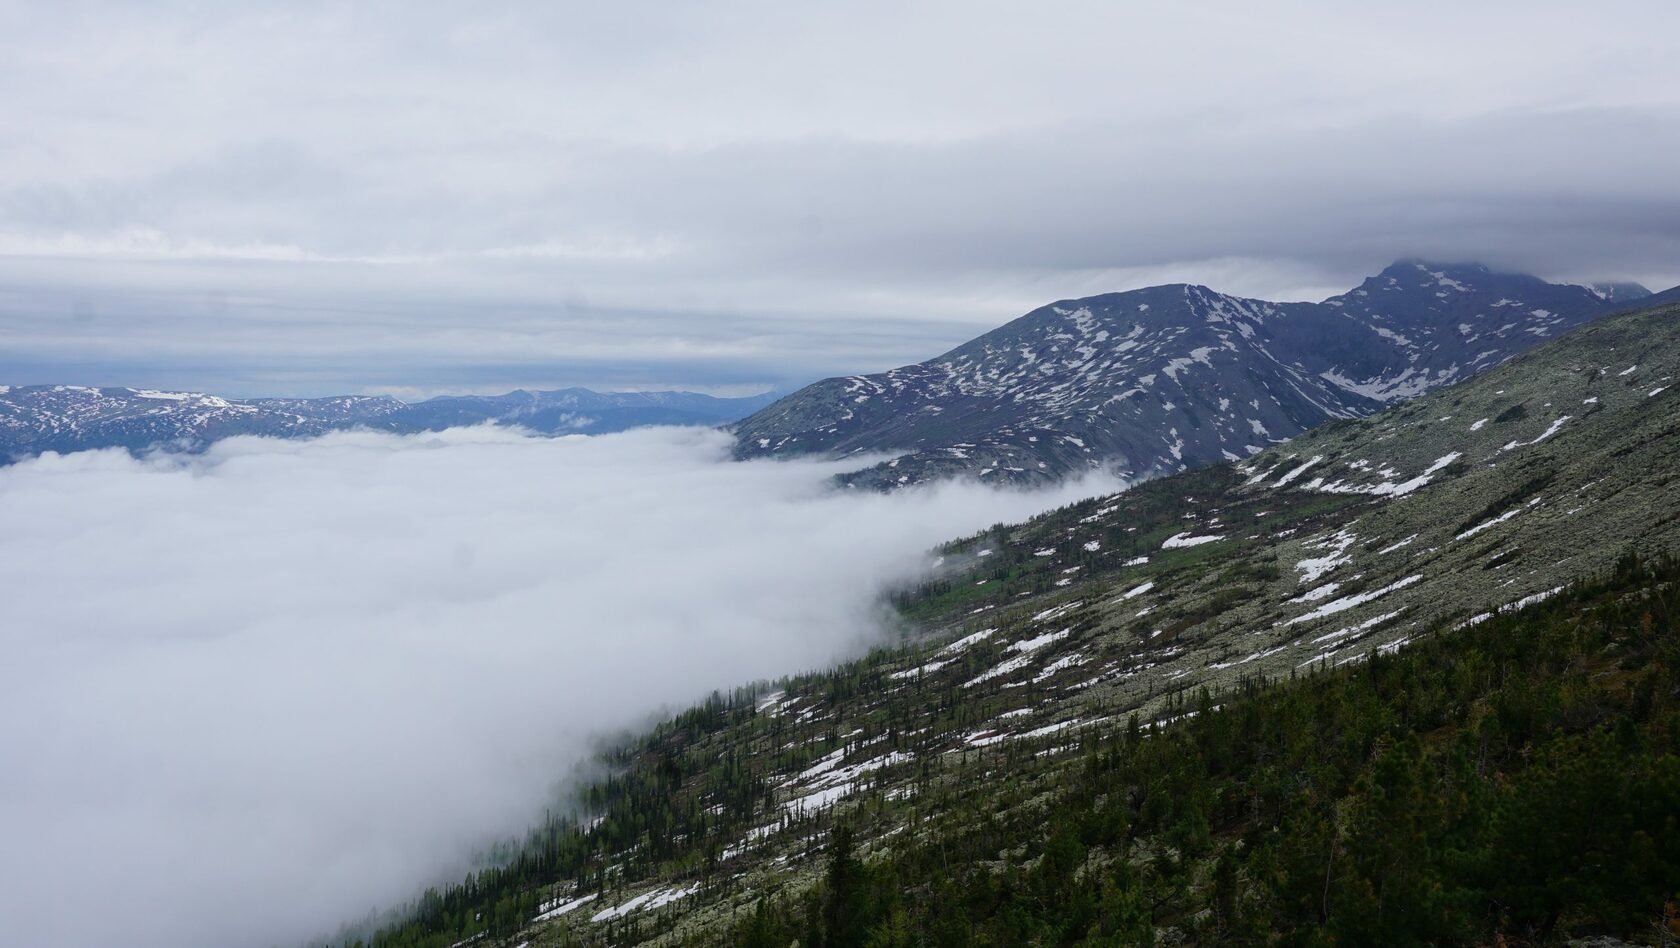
[358,294,1680,947]
[0,386,777,460]
[731,261,1643,489]
[704,562,1680,946]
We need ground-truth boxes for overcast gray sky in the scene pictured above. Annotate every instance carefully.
[2,1,1678,397]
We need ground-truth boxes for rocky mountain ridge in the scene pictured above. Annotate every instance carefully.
[731,261,1656,489]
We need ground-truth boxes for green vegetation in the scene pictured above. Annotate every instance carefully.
[341,299,1680,948]
[709,552,1680,946]
[352,552,1680,948]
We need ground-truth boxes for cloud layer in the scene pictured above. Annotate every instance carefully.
[1,1,1677,395]
[0,426,1120,948]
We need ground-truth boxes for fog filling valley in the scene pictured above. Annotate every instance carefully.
[0,425,1121,948]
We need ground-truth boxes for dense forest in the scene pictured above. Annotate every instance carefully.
[710,552,1680,947]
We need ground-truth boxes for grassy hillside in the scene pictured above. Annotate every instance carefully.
[346,299,1680,948]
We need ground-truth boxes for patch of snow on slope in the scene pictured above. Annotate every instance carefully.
[963,655,1033,689]
[1313,452,1460,497]
[783,782,857,815]
[806,751,913,790]
[1455,499,1540,540]
[1280,575,1421,627]
[1295,529,1357,585]
[1115,581,1154,602]
[1287,582,1341,604]
[1296,610,1407,667]
[938,627,997,655]
[1310,609,1405,647]
[792,748,847,784]
[890,659,950,681]
[1209,644,1289,670]
[1529,415,1571,444]
[1504,586,1564,612]
[1033,653,1087,683]
[1031,601,1083,624]
[1162,531,1223,549]
[1376,534,1417,555]
[534,892,598,922]
[1274,455,1323,486]
[1428,269,1471,292]
[590,885,699,922]
[1008,628,1071,654]
[963,629,1071,688]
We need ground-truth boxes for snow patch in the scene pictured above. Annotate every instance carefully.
[1280,575,1421,627]
[1162,532,1223,549]
[534,892,598,922]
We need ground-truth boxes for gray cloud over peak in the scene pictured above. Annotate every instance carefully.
[1,1,1677,395]
[0,425,1124,947]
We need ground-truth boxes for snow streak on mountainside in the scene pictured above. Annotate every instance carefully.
[731,261,1651,489]
[0,386,778,459]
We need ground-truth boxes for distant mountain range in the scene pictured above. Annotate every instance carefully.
[731,261,1663,489]
[9,260,1671,472]
[0,385,778,460]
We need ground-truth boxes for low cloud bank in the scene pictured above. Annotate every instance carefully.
[0,425,1120,947]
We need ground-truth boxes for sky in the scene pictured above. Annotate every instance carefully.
[0,425,1124,948]
[0,1,1677,397]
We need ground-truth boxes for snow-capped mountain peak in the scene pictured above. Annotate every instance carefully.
[730,261,1652,489]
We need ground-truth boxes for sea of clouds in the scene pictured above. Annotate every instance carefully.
[0,425,1120,947]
